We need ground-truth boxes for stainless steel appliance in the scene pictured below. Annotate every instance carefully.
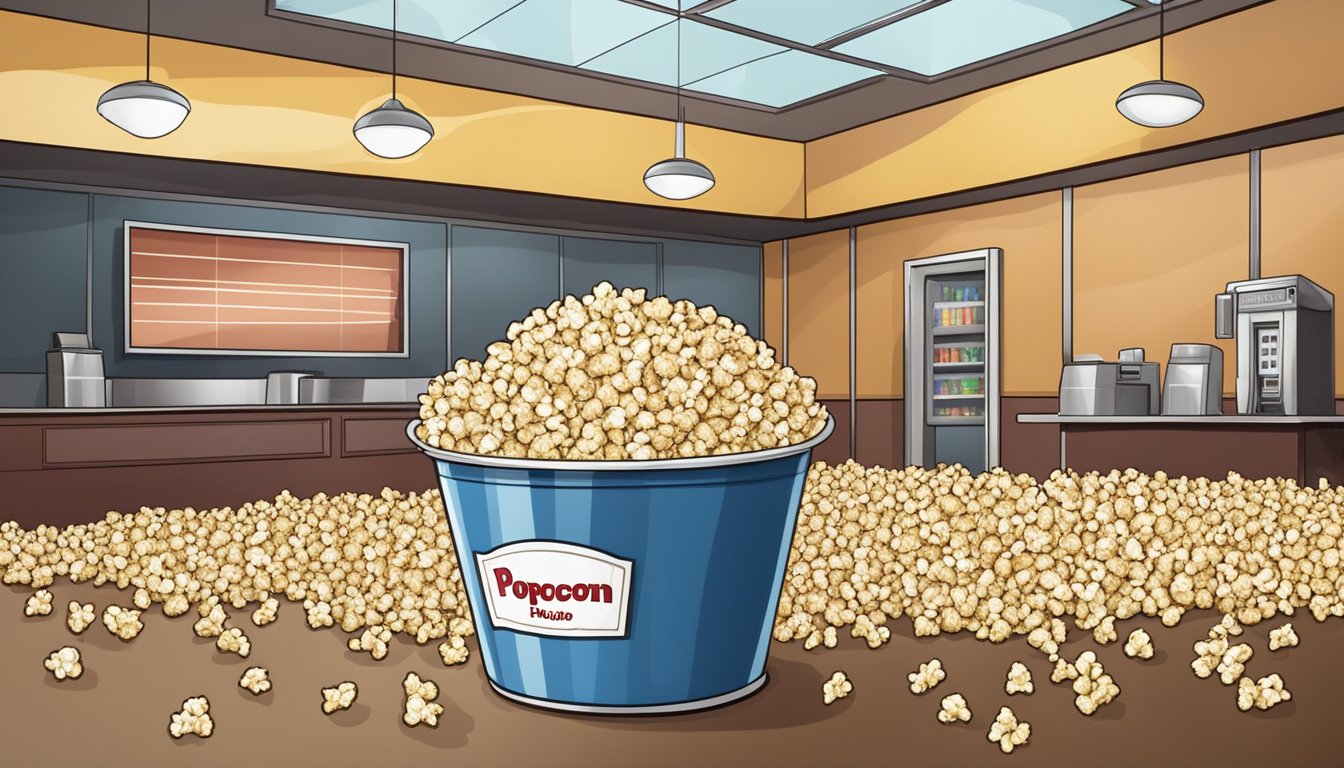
[46,332,105,408]
[905,248,1002,473]
[1059,348,1160,416]
[1162,343,1224,415]
[1215,275,1334,415]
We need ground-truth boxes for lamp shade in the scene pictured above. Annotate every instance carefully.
[353,98,434,159]
[643,157,716,200]
[1116,79,1204,128]
[96,80,190,138]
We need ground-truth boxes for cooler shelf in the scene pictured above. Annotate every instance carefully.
[931,324,986,336]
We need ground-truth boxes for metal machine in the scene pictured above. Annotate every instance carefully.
[1162,343,1224,415]
[1215,275,1334,415]
[1059,348,1161,416]
[46,332,105,408]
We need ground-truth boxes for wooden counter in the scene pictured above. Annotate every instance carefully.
[0,406,436,527]
[1016,413,1344,484]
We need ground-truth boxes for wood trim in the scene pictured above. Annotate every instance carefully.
[42,418,330,468]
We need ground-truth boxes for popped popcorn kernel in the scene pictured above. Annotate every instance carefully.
[822,671,852,705]
[43,646,82,680]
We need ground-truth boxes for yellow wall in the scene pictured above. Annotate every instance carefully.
[1073,156,1248,393]
[0,11,803,217]
[786,230,850,399]
[856,193,1062,399]
[1262,134,1344,396]
[806,0,1344,217]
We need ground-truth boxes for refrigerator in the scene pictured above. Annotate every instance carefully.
[904,248,1002,474]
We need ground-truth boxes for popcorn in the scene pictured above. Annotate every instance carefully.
[251,597,279,627]
[1052,651,1119,715]
[402,672,444,727]
[850,614,890,649]
[438,635,470,666]
[133,587,152,610]
[1268,622,1299,651]
[1092,616,1117,645]
[168,697,213,739]
[908,659,946,694]
[1123,628,1154,660]
[216,627,251,658]
[1217,644,1254,686]
[937,693,972,724]
[0,487,475,654]
[415,282,827,460]
[1236,674,1291,711]
[102,605,143,641]
[348,624,392,660]
[66,601,95,634]
[44,646,82,680]
[193,598,228,639]
[239,666,271,695]
[1005,662,1034,695]
[321,681,358,714]
[822,671,852,705]
[987,707,1030,754]
[24,589,53,617]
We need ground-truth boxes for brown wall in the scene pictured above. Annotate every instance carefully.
[1262,133,1344,396]
[762,241,784,356]
[1073,156,1248,393]
[785,230,851,399]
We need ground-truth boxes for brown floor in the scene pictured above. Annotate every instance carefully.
[2,581,1342,768]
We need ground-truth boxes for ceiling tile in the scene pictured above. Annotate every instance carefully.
[275,0,525,43]
[457,0,670,67]
[687,50,883,108]
[704,0,928,46]
[581,18,783,86]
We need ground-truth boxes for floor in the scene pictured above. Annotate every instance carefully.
[2,582,1341,768]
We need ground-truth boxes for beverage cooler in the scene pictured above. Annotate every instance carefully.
[905,248,1002,474]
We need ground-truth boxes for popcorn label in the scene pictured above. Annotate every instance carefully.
[476,541,633,638]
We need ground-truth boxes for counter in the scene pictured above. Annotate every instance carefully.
[0,405,432,527]
[1016,413,1344,484]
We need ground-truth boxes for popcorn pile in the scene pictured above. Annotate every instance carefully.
[775,461,1344,654]
[907,658,945,694]
[415,282,827,460]
[1123,628,1155,659]
[321,681,358,714]
[987,707,1031,754]
[1004,662,1034,695]
[169,697,213,739]
[1236,673,1292,711]
[1268,622,1299,651]
[0,488,475,654]
[822,671,852,705]
[43,646,82,680]
[216,627,251,657]
[937,693,972,724]
[1050,650,1120,715]
[1191,615,1253,684]
[239,666,271,695]
[402,672,443,728]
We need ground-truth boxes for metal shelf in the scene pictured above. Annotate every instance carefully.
[932,362,984,370]
[931,324,985,336]
[932,394,985,400]
[928,416,986,426]
[932,300,985,309]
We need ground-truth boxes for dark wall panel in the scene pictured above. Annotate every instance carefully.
[91,194,447,378]
[662,240,762,336]
[0,186,87,373]
[562,236,656,299]
[451,225,559,362]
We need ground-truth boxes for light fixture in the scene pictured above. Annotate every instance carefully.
[354,0,433,159]
[644,1,715,200]
[96,0,190,138]
[1116,0,1203,128]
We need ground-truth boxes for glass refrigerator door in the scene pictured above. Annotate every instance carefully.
[927,274,987,426]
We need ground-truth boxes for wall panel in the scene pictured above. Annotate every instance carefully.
[786,230,850,400]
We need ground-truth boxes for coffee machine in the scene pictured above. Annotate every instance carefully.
[1214,275,1334,415]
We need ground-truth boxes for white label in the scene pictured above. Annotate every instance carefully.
[475,541,633,638]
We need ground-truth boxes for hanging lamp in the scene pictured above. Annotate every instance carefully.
[354,0,434,159]
[644,1,715,200]
[96,0,191,139]
[1116,0,1203,128]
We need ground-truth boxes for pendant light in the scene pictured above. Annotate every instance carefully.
[96,0,190,139]
[354,0,434,159]
[643,1,715,200]
[1116,0,1203,128]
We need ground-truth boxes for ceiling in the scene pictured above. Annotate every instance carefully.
[2,0,1266,140]
[273,0,1160,110]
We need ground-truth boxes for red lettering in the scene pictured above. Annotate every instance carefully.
[490,569,616,605]
[513,582,528,599]
[494,567,513,597]
[528,581,543,605]
[595,583,613,603]
[574,583,589,601]
[556,584,571,602]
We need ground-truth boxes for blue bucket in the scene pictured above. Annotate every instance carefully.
[407,416,833,714]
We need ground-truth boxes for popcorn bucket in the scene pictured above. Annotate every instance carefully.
[407,416,833,714]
